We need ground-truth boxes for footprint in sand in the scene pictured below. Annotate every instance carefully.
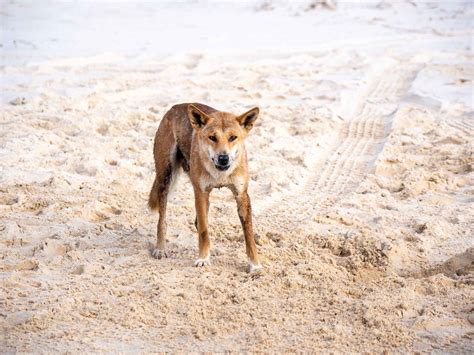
[74,163,98,176]
[71,263,110,275]
[20,197,50,215]
[82,200,122,222]
[43,238,70,257]
[0,193,19,206]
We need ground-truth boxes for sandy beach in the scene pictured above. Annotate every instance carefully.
[1,1,473,352]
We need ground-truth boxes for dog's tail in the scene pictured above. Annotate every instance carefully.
[148,177,161,211]
[148,164,180,211]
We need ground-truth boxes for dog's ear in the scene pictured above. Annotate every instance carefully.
[188,104,210,129]
[236,107,259,132]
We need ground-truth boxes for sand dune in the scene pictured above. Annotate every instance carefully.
[1,1,473,352]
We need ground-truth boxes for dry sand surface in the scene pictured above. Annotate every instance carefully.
[1,1,473,353]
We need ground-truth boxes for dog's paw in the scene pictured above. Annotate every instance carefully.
[194,256,211,267]
[151,248,168,259]
[248,261,263,274]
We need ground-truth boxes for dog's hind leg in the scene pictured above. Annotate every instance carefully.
[150,164,173,259]
[149,132,179,259]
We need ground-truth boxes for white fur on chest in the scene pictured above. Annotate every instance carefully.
[199,169,246,194]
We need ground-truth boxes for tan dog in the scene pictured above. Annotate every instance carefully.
[148,103,262,273]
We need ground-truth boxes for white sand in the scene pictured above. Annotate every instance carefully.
[1,1,473,352]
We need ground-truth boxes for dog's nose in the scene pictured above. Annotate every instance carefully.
[217,154,229,166]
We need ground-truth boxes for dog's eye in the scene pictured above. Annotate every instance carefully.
[229,136,237,142]
[208,136,217,142]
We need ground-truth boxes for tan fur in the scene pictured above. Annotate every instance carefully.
[149,103,262,272]
[148,178,160,210]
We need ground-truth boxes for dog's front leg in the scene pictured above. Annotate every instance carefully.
[194,189,211,266]
[235,191,262,273]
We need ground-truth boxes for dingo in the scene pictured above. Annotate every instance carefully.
[148,103,262,273]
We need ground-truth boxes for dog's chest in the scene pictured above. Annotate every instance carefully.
[199,172,245,194]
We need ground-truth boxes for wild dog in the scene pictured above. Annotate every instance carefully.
[148,103,262,273]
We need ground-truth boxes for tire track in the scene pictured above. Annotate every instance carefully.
[256,62,420,231]
[445,116,473,136]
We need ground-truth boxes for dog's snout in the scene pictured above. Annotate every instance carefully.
[214,154,231,171]
[217,154,229,166]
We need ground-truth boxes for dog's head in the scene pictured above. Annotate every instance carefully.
[187,104,259,172]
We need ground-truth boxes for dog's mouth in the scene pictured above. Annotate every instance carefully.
[215,164,230,171]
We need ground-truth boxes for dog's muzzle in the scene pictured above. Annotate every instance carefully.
[214,154,230,171]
